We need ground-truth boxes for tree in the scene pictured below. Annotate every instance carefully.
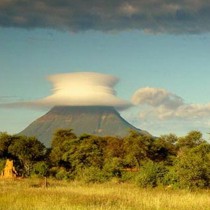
[123,131,154,168]
[8,135,46,176]
[32,161,49,177]
[103,136,124,159]
[51,129,77,148]
[103,136,124,178]
[64,134,106,171]
[177,130,205,150]
[152,134,178,164]
[0,132,13,158]
[50,129,77,168]
[175,143,210,189]
[136,161,168,188]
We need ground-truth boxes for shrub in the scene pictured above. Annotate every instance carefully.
[121,171,138,183]
[162,166,179,187]
[175,143,210,189]
[32,161,49,177]
[136,161,168,188]
[55,168,73,180]
[103,157,122,178]
[77,167,110,183]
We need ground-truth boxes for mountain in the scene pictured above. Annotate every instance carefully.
[20,106,149,147]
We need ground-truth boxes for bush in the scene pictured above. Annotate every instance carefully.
[136,161,168,188]
[175,144,210,189]
[103,157,122,178]
[32,161,49,177]
[77,167,110,183]
[49,167,73,180]
[121,171,138,183]
[162,166,179,188]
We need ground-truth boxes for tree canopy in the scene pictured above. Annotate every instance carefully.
[0,129,210,189]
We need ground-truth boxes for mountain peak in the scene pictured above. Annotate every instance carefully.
[20,106,147,147]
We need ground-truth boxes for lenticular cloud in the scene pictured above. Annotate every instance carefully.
[7,72,131,109]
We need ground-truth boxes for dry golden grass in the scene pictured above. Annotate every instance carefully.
[0,178,210,210]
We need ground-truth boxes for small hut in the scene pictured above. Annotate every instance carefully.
[1,159,17,178]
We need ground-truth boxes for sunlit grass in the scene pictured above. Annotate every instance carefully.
[0,178,210,210]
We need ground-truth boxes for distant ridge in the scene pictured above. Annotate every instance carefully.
[20,106,149,147]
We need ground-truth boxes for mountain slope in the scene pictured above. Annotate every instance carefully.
[20,106,148,147]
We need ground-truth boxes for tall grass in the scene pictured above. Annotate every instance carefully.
[0,178,210,210]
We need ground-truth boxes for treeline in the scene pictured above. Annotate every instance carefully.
[1,129,210,189]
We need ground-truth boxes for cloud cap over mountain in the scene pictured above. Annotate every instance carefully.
[3,72,131,109]
[1,0,210,34]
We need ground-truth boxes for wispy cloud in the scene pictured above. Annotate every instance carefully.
[1,0,210,34]
[0,95,22,103]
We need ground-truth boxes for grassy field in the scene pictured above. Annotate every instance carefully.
[0,178,210,210]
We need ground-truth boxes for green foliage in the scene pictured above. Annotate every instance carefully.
[121,170,139,183]
[51,129,77,148]
[0,132,13,158]
[1,129,210,190]
[75,135,106,169]
[50,129,78,168]
[136,161,168,188]
[162,166,179,187]
[8,135,46,176]
[62,134,107,173]
[32,161,49,177]
[103,136,124,159]
[123,131,154,168]
[77,166,110,183]
[175,143,210,189]
[152,134,178,164]
[8,136,46,161]
[103,157,123,178]
[177,130,205,150]
[55,168,72,180]
[48,129,210,189]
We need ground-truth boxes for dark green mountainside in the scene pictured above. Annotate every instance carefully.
[20,106,148,147]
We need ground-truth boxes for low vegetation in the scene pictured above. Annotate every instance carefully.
[1,129,210,190]
[0,178,210,210]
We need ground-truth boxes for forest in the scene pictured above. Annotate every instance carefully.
[0,129,210,189]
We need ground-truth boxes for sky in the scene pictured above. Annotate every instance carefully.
[1,0,210,139]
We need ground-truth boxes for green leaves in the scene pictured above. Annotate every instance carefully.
[0,132,13,158]
[123,131,154,168]
[175,143,210,189]
[8,135,46,176]
[8,136,45,161]
[136,161,168,188]
[177,130,205,149]
[50,129,77,167]
[1,128,210,189]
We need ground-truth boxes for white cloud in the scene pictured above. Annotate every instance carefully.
[132,87,184,109]
[131,87,210,120]
[1,72,131,109]
[174,104,210,119]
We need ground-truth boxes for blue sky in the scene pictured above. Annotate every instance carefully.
[1,0,210,138]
